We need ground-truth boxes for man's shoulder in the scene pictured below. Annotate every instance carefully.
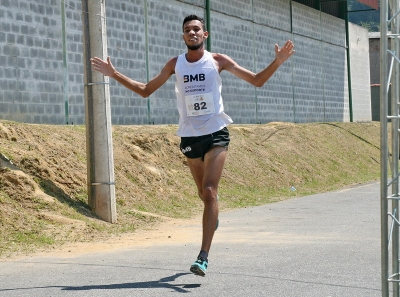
[211,52,229,61]
[211,52,232,70]
[164,56,179,70]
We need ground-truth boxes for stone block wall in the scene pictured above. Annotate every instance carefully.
[348,23,371,122]
[0,0,371,124]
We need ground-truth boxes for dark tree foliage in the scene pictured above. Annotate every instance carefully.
[347,0,380,32]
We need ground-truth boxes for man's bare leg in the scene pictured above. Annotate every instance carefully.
[186,146,227,275]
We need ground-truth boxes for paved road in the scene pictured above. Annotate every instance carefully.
[0,182,381,296]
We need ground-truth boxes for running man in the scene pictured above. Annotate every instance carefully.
[91,14,295,277]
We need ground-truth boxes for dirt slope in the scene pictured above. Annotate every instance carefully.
[0,121,381,258]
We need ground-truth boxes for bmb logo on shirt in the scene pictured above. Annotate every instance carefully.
[183,74,205,83]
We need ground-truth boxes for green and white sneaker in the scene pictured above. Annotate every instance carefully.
[190,257,208,276]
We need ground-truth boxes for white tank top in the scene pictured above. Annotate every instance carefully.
[174,50,233,137]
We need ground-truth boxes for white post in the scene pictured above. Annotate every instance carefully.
[81,0,116,223]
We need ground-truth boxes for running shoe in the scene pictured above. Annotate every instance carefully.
[190,257,208,276]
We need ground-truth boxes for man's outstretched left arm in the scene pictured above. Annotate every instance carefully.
[217,40,295,87]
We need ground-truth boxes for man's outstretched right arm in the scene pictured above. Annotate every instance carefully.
[90,56,176,98]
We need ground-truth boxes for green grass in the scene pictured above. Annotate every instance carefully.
[0,121,382,257]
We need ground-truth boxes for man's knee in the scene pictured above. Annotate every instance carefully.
[201,186,217,203]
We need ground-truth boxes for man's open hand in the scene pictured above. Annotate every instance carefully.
[275,40,295,65]
[90,56,116,77]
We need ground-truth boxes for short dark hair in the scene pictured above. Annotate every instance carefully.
[182,15,206,32]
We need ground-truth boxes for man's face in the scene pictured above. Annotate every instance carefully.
[182,20,208,51]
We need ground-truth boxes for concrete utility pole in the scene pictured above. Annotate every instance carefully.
[81,0,116,223]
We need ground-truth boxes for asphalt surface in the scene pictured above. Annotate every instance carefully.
[0,182,381,297]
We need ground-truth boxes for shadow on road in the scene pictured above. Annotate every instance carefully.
[61,272,200,293]
[0,272,201,294]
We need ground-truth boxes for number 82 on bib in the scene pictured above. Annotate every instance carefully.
[185,92,215,117]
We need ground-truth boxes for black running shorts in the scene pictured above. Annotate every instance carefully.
[180,127,230,160]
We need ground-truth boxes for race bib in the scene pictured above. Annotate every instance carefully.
[185,92,215,116]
